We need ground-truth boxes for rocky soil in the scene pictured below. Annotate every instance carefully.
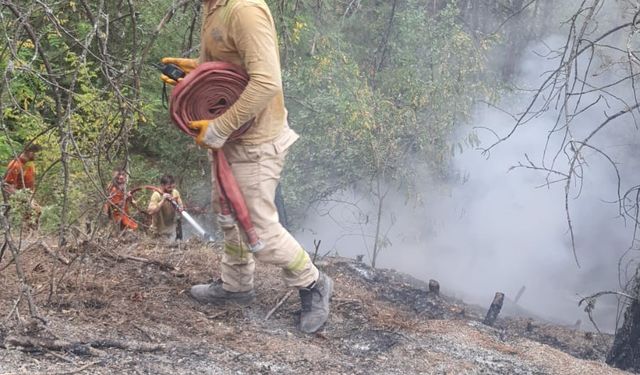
[0,235,632,374]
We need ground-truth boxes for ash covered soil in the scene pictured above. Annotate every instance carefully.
[0,236,631,375]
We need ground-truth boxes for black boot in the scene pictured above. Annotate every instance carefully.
[299,272,334,333]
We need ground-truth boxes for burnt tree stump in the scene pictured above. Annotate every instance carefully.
[514,285,526,304]
[428,279,440,296]
[483,292,504,326]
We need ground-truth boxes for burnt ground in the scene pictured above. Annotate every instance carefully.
[0,235,632,375]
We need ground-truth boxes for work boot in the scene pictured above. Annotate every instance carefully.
[189,279,255,306]
[299,272,334,333]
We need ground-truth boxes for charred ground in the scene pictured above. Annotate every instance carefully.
[0,236,631,374]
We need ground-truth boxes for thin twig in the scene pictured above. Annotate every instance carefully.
[312,239,321,263]
[41,242,70,265]
[3,294,22,324]
[53,361,102,375]
[46,349,75,363]
[106,251,176,271]
[264,290,294,320]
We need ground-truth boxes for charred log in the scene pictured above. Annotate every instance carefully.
[483,292,504,326]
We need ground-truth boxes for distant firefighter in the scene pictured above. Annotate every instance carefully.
[2,143,42,194]
[103,169,138,231]
[2,143,43,228]
[147,174,183,241]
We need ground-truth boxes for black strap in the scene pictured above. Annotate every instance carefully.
[161,82,169,109]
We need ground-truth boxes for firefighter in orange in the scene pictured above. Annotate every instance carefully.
[103,170,138,231]
[2,143,41,194]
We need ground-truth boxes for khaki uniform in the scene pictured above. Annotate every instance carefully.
[201,0,286,144]
[148,189,182,238]
[201,0,318,292]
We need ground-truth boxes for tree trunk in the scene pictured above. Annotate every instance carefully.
[607,269,640,371]
[371,176,385,269]
[501,0,527,81]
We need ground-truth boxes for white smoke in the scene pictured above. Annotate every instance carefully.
[296,32,640,332]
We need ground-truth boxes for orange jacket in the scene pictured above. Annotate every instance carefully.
[105,184,138,230]
[4,157,35,190]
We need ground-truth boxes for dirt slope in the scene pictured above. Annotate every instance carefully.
[0,237,632,374]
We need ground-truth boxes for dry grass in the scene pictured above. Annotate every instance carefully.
[0,235,633,374]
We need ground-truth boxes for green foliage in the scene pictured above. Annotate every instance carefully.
[0,137,21,175]
[7,189,38,230]
[277,1,499,218]
[0,3,144,231]
[0,0,546,240]
[39,204,62,234]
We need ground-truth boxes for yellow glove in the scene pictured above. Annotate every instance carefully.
[188,120,228,149]
[160,57,198,85]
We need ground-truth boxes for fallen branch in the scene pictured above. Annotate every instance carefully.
[6,335,104,356]
[105,251,176,271]
[206,311,229,320]
[3,294,22,324]
[265,290,294,320]
[88,339,164,352]
[0,241,40,272]
[6,335,164,355]
[54,360,102,375]
[46,349,75,363]
[332,297,364,310]
[132,323,154,342]
[41,242,70,265]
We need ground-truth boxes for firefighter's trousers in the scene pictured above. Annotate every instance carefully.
[209,128,318,292]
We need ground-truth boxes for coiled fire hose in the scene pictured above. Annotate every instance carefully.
[168,61,264,252]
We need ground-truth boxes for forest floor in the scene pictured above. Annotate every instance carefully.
[0,234,633,375]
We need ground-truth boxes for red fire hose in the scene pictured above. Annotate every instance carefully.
[169,61,263,251]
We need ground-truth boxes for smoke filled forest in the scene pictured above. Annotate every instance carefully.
[3,0,640,373]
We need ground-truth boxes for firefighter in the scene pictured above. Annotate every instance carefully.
[3,143,41,194]
[147,174,183,241]
[2,143,43,227]
[104,170,138,232]
[161,0,333,333]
